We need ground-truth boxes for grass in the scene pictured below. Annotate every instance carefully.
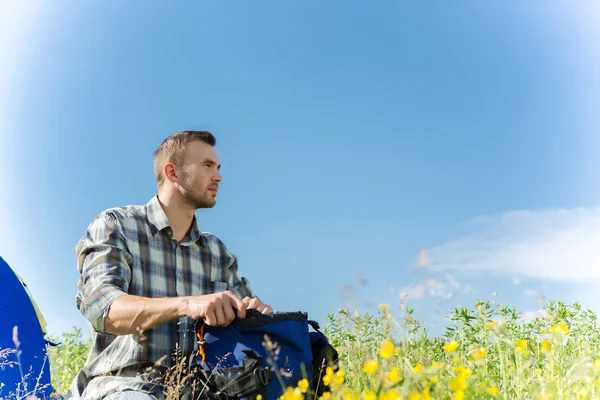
[3,298,600,399]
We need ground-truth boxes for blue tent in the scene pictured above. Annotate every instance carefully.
[0,256,57,399]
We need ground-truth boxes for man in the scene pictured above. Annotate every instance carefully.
[69,131,272,400]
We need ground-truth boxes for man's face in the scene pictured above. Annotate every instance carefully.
[177,140,222,209]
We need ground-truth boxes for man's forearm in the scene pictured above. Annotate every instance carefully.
[104,294,189,335]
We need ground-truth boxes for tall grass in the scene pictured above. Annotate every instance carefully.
[3,299,600,399]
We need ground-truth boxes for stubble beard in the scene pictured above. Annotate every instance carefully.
[180,173,216,209]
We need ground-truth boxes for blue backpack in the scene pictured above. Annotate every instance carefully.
[186,310,338,400]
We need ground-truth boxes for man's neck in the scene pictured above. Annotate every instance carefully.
[156,189,195,242]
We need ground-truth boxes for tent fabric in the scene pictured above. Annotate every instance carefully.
[0,256,56,399]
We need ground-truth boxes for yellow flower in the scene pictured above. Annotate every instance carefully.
[322,366,335,386]
[386,366,402,384]
[444,340,459,353]
[379,339,395,359]
[382,389,401,400]
[486,321,498,329]
[540,340,551,352]
[379,304,390,313]
[515,339,527,353]
[473,347,486,360]
[453,390,465,400]
[342,390,354,400]
[281,387,303,400]
[364,360,379,375]
[453,366,472,378]
[422,388,432,400]
[413,363,423,375]
[408,392,421,400]
[487,386,499,396]
[297,379,309,394]
[379,339,396,360]
[257,396,263,400]
[319,393,331,400]
[551,321,569,334]
[332,370,344,386]
[450,377,467,392]
[430,375,439,384]
[365,390,377,400]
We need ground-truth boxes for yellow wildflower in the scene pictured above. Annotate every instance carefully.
[473,347,486,360]
[486,321,498,329]
[413,363,423,375]
[319,393,331,400]
[487,386,499,396]
[408,392,421,400]
[387,366,402,384]
[379,339,395,359]
[365,390,377,400]
[382,389,401,400]
[341,391,354,400]
[453,390,465,400]
[281,387,303,400]
[379,304,390,313]
[450,376,467,392]
[297,379,309,394]
[515,339,527,353]
[422,388,432,400]
[364,360,379,375]
[453,366,472,378]
[444,340,459,353]
[332,370,344,386]
[540,340,551,352]
[257,396,262,400]
[550,321,569,334]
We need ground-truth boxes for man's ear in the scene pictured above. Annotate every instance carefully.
[163,163,178,183]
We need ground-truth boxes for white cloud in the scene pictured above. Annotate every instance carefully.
[519,309,549,323]
[398,273,470,301]
[427,208,600,282]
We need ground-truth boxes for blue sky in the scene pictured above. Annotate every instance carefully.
[1,1,599,339]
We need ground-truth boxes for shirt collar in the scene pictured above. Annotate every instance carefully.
[146,195,206,246]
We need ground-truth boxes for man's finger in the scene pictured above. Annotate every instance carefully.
[215,301,226,326]
[262,305,274,315]
[229,292,247,318]
[223,300,236,325]
[205,309,216,326]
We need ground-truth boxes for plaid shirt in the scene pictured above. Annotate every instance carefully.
[68,195,256,400]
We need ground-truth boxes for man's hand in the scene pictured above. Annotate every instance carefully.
[186,291,248,327]
[242,297,273,315]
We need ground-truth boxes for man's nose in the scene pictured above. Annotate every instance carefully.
[213,171,222,183]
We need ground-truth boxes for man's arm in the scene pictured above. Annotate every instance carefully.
[105,291,247,335]
[76,212,246,335]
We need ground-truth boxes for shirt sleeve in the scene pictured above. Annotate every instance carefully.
[75,211,132,333]
[226,252,256,300]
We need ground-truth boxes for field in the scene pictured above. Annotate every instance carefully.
[2,299,600,400]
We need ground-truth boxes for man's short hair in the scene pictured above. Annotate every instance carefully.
[153,130,217,188]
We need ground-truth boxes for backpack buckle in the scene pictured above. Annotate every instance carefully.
[254,367,271,386]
